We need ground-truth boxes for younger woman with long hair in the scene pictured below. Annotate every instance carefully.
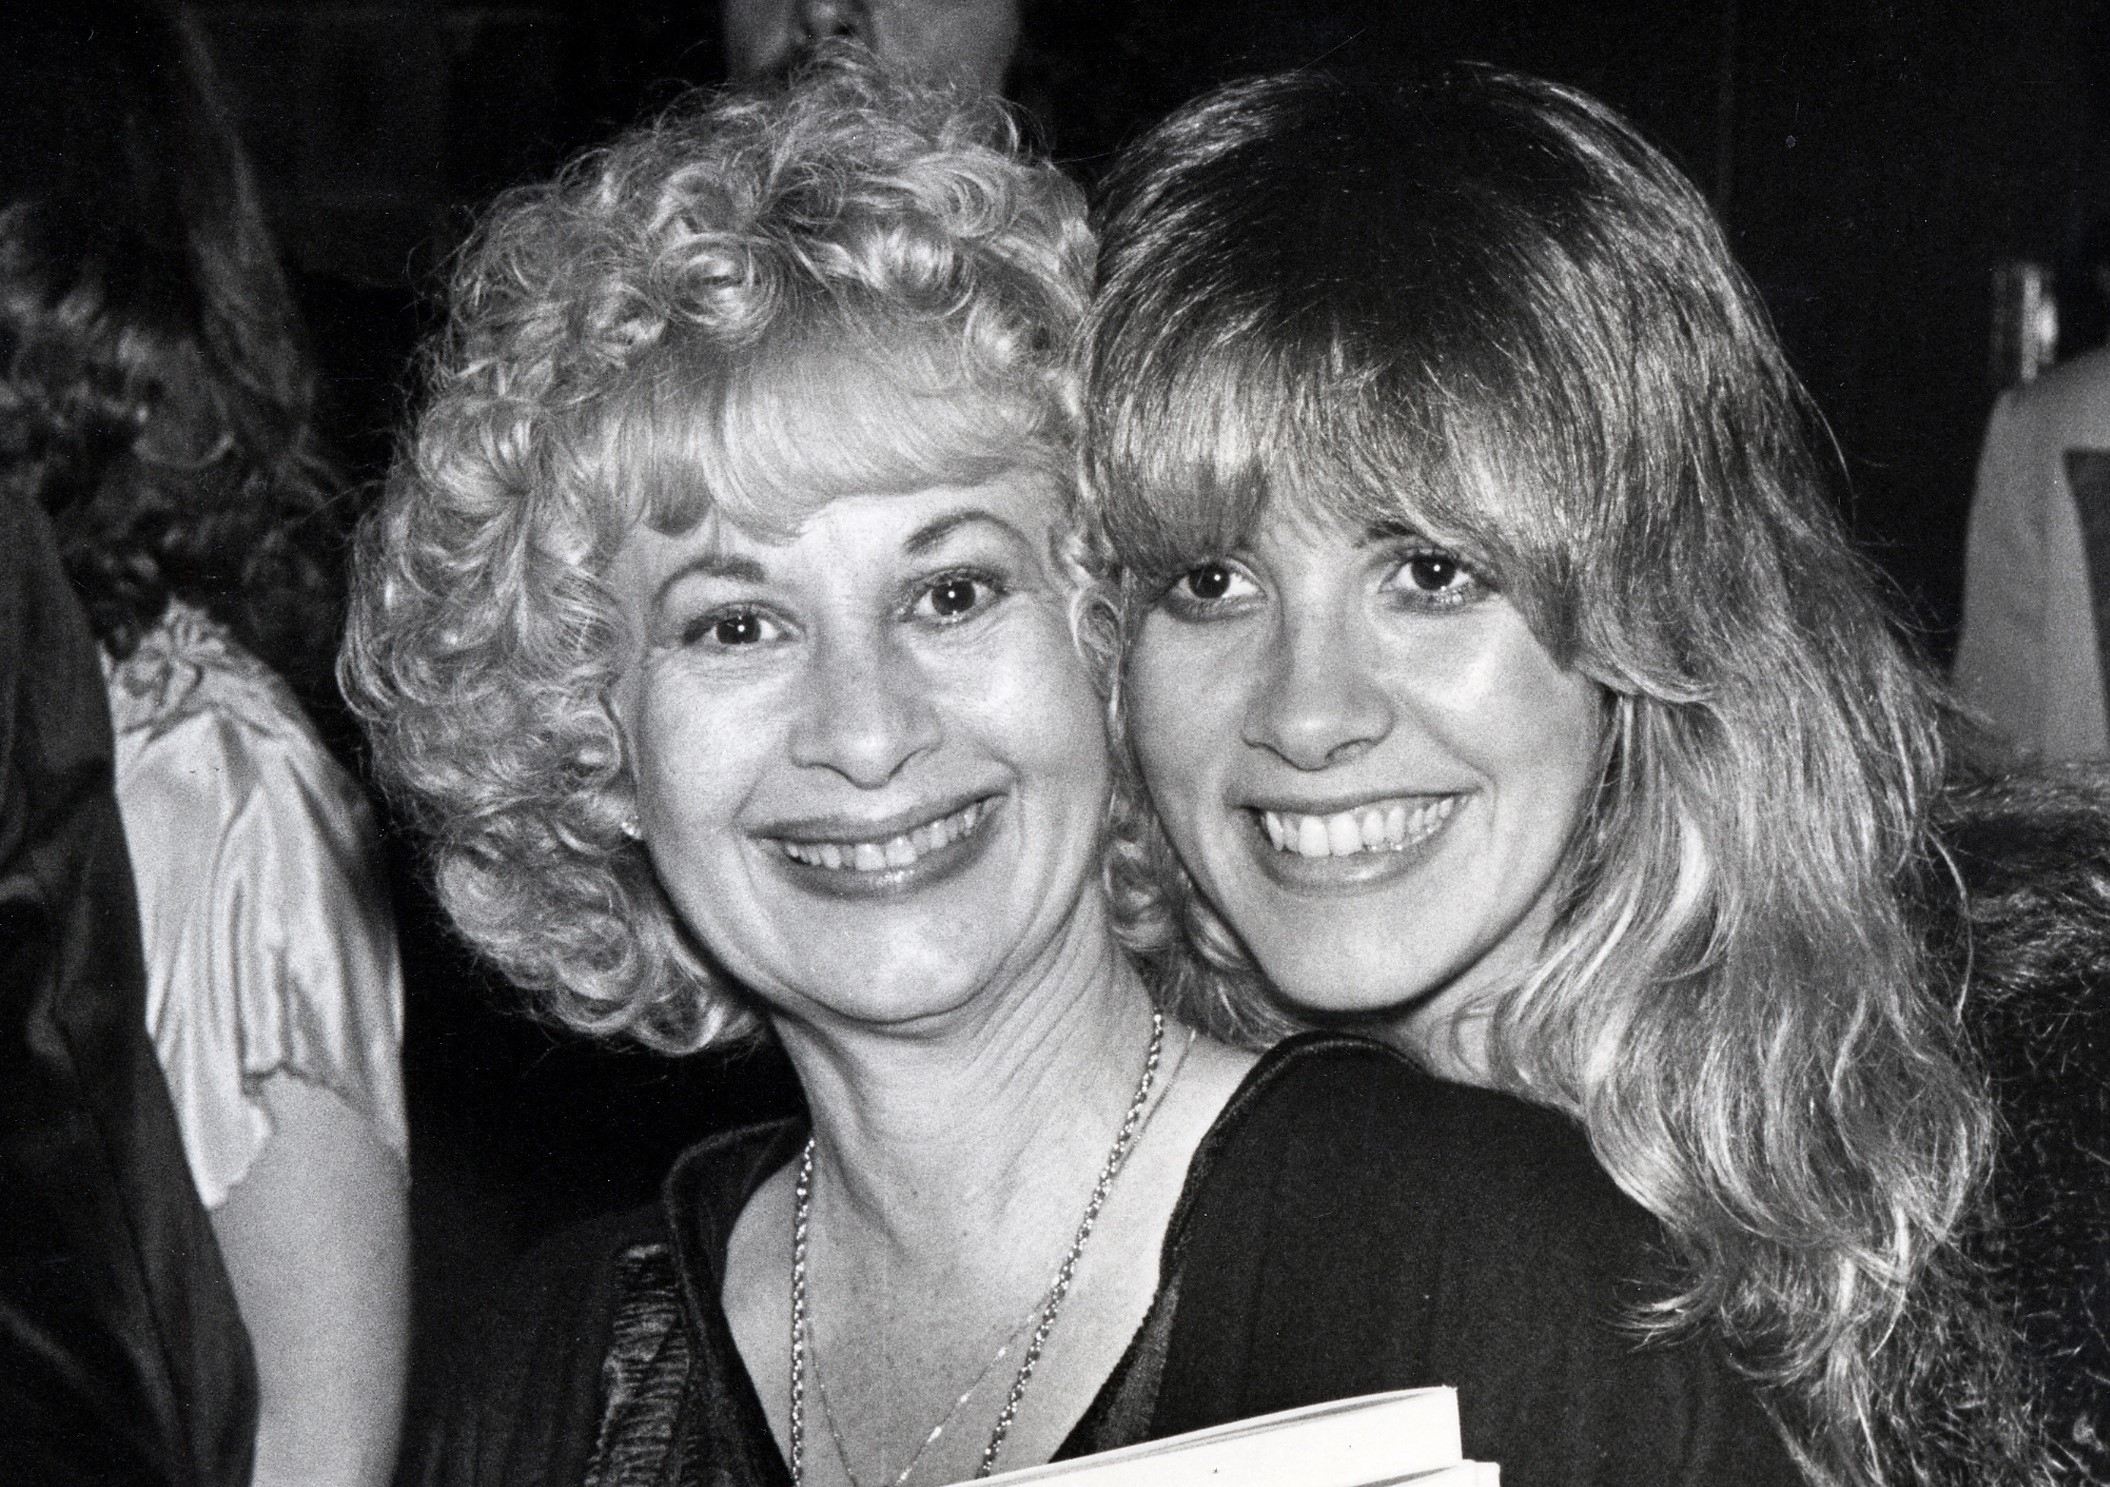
[1081,67,2058,1486]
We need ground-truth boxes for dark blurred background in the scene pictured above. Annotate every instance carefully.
[189,0,2110,651]
[163,0,2110,1454]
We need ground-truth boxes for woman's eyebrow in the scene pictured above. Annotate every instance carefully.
[652,549,769,610]
[902,509,1023,556]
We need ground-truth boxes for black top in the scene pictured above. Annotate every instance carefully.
[424,1033,1800,1487]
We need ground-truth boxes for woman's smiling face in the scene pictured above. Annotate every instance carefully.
[1125,501,1607,1033]
[606,467,1112,1029]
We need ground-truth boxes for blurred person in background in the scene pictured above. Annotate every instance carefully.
[0,6,409,1485]
[0,483,257,1487]
[722,0,1022,91]
[1953,333,2110,762]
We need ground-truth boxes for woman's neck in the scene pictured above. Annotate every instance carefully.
[721,910,1261,1483]
[772,908,1162,1266]
[1377,904,1567,1087]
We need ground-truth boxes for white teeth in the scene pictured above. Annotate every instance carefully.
[776,801,988,873]
[1260,796,1460,859]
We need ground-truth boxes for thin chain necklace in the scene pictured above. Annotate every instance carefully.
[789,1010,1166,1486]
[810,1023,1195,1487]
[804,1301,1035,1487]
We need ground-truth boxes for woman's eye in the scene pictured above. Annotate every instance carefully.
[682,607,781,648]
[1169,562,1259,607]
[1406,553,1460,591]
[1388,549,1485,607]
[912,571,1003,624]
[1186,563,1234,600]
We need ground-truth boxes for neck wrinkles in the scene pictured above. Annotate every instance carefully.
[774,900,1160,1252]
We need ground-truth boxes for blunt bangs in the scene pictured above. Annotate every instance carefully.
[1095,333,1474,558]
[1089,264,1596,663]
[1084,67,1798,680]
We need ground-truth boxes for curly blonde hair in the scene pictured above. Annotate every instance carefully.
[1082,68,2042,1487]
[341,57,1092,1051]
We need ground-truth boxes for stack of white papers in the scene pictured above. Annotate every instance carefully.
[980,1388,1498,1485]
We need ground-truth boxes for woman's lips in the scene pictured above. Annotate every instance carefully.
[1241,794,1464,892]
[1258,795,1459,858]
[762,797,1001,900]
[770,798,991,872]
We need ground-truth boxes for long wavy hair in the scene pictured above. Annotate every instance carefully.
[340,57,1093,1052]
[1080,68,2040,1486]
[0,2,343,705]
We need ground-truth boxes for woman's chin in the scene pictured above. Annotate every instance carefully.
[1236,909,1464,1021]
[768,942,1035,1031]
[1260,959,1432,1021]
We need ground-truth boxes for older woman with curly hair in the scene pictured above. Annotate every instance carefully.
[1082,66,2069,1487]
[349,58,1801,1487]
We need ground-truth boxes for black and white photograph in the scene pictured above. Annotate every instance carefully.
[2,3,2106,1485]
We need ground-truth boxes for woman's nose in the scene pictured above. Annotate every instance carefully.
[788,630,942,787]
[1241,611,1394,771]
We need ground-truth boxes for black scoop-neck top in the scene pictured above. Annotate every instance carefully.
[422,1033,1800,1487]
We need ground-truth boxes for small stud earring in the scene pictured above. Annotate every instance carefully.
[619,812,642,841]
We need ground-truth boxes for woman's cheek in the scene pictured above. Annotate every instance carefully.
[1128,628,1230,792]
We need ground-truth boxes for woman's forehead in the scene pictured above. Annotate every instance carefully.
[659,462,1067,550]
[615,334,1052,540]
[604,466,1076,623]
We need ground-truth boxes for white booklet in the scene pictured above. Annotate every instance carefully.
[979,1387,1498,1486]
